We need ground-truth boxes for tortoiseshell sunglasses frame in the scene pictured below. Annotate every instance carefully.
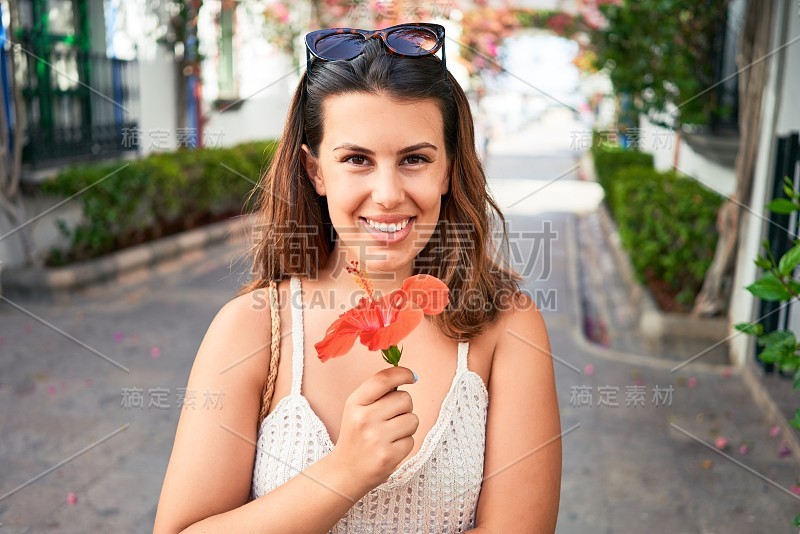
[304,22,447,77]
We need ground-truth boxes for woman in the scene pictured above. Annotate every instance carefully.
[154,22,561,533]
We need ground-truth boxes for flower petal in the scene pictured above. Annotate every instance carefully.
[360,300,423,351]
[402,274,450,315]
[314,315,361,362]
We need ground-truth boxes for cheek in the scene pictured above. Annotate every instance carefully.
[409,185,444,213]
[324,181,361,210]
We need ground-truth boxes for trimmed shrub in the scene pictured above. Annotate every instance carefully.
[609,165,723,310]
[591,143,654,217]
[41,140,277,265]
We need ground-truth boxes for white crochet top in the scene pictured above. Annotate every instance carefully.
[250,276,490,532]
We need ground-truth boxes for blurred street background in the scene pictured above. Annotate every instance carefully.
[2,0,800,532]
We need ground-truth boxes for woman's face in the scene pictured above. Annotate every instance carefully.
[301,92,450,284]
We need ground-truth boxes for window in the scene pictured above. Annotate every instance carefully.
[217,0,238,101]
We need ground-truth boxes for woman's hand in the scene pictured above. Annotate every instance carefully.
[328,366,419,493]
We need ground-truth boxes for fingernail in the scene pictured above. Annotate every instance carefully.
[413,371,418,383]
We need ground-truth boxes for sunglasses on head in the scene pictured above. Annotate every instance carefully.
[304,22,447,76]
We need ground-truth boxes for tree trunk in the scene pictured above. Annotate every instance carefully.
[0,0,39,268]
[690,0,773,318]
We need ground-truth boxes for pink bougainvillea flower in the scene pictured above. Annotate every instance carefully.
[314,261,449,366]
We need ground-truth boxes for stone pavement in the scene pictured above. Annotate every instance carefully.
[1,110,799,532]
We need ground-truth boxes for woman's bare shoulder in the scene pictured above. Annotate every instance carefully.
[465,289,535,385]
[495,287,540,326]
[487,289,539,347]
[200,288,274,390]
[218,288,272,332]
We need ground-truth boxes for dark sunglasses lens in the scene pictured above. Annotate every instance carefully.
[386,28,439,55]
[315,34,365,60]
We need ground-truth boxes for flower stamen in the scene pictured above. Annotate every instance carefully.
[346,260,375,301]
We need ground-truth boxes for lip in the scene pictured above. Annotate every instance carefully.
[360,214,416,224]
[359,216,415,244]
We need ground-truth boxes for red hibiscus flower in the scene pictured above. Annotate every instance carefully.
[314,261,450,366]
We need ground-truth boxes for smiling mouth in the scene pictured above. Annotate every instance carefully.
[358,216,416,243]
[359,216,415,233]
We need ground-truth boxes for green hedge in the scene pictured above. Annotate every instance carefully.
[591,139,723,311]
[609,165,723,309]
[42,140,277,266]
[591,144,653,217]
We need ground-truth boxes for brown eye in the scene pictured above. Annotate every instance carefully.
[344,155,368,165]
[404,154,431,165]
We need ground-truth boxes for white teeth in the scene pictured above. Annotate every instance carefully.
[365,218,410,232]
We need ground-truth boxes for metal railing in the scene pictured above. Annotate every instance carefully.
[10,48,140,166]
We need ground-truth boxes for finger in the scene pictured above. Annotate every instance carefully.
[383,412,419,442]
[353,366,416,406]
[374,390,414,420]
[388,435,415,465]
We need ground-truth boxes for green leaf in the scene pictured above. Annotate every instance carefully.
[756,329,795,347]
[735,322,763,336]
[793,368,800,389]
[746,273,792,301]
[790,280,800,297]
[757,331,797,366]
[791,410,800,431]
[784,183,796,200]
[758,346,784,363]
[778,245,800,276]
[781,359,799,374]
[754,256,772,269]
[766,198,797,214]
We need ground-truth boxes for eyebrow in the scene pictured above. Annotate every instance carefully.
[332,142,438,155]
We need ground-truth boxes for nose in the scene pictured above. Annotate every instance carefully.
[371,166,405,209]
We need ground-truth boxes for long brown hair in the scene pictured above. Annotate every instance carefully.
[237,38,524,340]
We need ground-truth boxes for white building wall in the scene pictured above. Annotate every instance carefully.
[773,4,800,341]
[138,47,179,154]
[639,116,677,172]
[673,141,736,197]
[639,116,736,197]
[729,0,799,367]
[774,6,800,137]
[197,2,292,147]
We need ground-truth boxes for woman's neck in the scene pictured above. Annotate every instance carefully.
[317,250,414,297]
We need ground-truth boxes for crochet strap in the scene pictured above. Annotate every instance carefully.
[258,279,281,426]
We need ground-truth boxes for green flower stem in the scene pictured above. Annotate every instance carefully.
[381,345,403,366]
